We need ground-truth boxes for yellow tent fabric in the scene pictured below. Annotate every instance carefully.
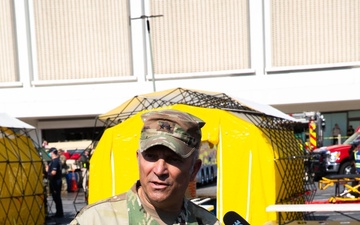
[89,104,283,224]
[0,127,45,225]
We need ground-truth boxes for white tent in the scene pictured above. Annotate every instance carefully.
[0,112,35,129]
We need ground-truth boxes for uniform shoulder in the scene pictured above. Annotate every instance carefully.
[70,193,128,224]
[75,193,127,215]
[187,200,220,225]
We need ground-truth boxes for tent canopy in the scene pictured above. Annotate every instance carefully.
[98,87,297,126]
[0,113,34,129]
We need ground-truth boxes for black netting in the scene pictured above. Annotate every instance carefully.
[99,88,254,127]
[240,113,317,223]
[0,127,45,224]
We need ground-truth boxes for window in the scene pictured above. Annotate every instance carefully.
[33,0,132,81]
[0,0,18,83]
[150,0,250,74]
[271,0,360,67]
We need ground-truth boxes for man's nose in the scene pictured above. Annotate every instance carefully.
[153,159,168,175]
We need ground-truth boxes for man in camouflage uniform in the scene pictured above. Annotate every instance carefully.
[70,109,220,224]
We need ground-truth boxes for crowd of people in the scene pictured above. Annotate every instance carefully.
[332,123,356,145]
[42,140,91,218]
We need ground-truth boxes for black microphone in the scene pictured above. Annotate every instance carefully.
[223,211,250,225]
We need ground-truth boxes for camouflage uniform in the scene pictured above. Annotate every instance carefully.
[70,181,220,225]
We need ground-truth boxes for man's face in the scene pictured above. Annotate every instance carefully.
[137,145,201,210]
[50,151,56,159]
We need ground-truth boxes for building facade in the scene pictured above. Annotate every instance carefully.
[1,0,360,145]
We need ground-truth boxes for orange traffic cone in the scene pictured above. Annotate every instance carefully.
[71,172,78,192]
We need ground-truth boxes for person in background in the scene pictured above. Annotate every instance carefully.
[79,149,90,193]
[341,139,360,198]
[70,109,220,225]
[58,149,68,192]
[349,139,360,175]
[46,147,64,218]
[62,149,71,159]
[332,123,341,145]
[347,125,355,137]
[42,140,49,148]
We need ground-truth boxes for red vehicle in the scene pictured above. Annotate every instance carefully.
[313,126,360,175]
[68,149,85,160]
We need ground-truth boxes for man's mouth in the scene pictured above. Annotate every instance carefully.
[150,181,169,189]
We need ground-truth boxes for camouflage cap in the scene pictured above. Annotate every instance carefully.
[140,109,205,158]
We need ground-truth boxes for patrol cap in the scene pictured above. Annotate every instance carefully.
[48,147,58,155]
[140,109,205,158]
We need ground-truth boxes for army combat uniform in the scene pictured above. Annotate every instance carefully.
[70,181,220,225]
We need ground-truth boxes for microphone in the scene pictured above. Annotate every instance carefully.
[223,211,250,225]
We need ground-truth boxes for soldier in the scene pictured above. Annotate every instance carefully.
[70,109,220,224]
[79,149,90,193]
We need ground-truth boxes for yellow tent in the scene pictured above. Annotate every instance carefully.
[89,88,315,225]
[0,113,45,225]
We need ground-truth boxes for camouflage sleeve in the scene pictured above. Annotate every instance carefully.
[70,194,128,225]
[187,200,220,225]
[69,218,79,225]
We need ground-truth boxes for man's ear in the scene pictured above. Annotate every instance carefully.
[190,159,202,181]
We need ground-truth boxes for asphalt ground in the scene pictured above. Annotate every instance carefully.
[311,181,360,222]
[196,180,360,223]
[46,190,87,225]
[46,181,360,224]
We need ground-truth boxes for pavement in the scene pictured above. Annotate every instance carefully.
[46,190,87,225]
[46,181,360,224]
[197,181,360,222]
[311,182,360,222]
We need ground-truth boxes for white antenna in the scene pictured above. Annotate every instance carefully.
[131,15,163,92]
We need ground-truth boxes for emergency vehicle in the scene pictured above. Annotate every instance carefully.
[313,126,360,175]
[289,111,327,181]
[290,111,326,151]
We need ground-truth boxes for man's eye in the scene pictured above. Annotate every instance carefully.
[144,153,157,161]
[168,157,182,163]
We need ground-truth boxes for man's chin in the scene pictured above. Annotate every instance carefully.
[149,193,169,203]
